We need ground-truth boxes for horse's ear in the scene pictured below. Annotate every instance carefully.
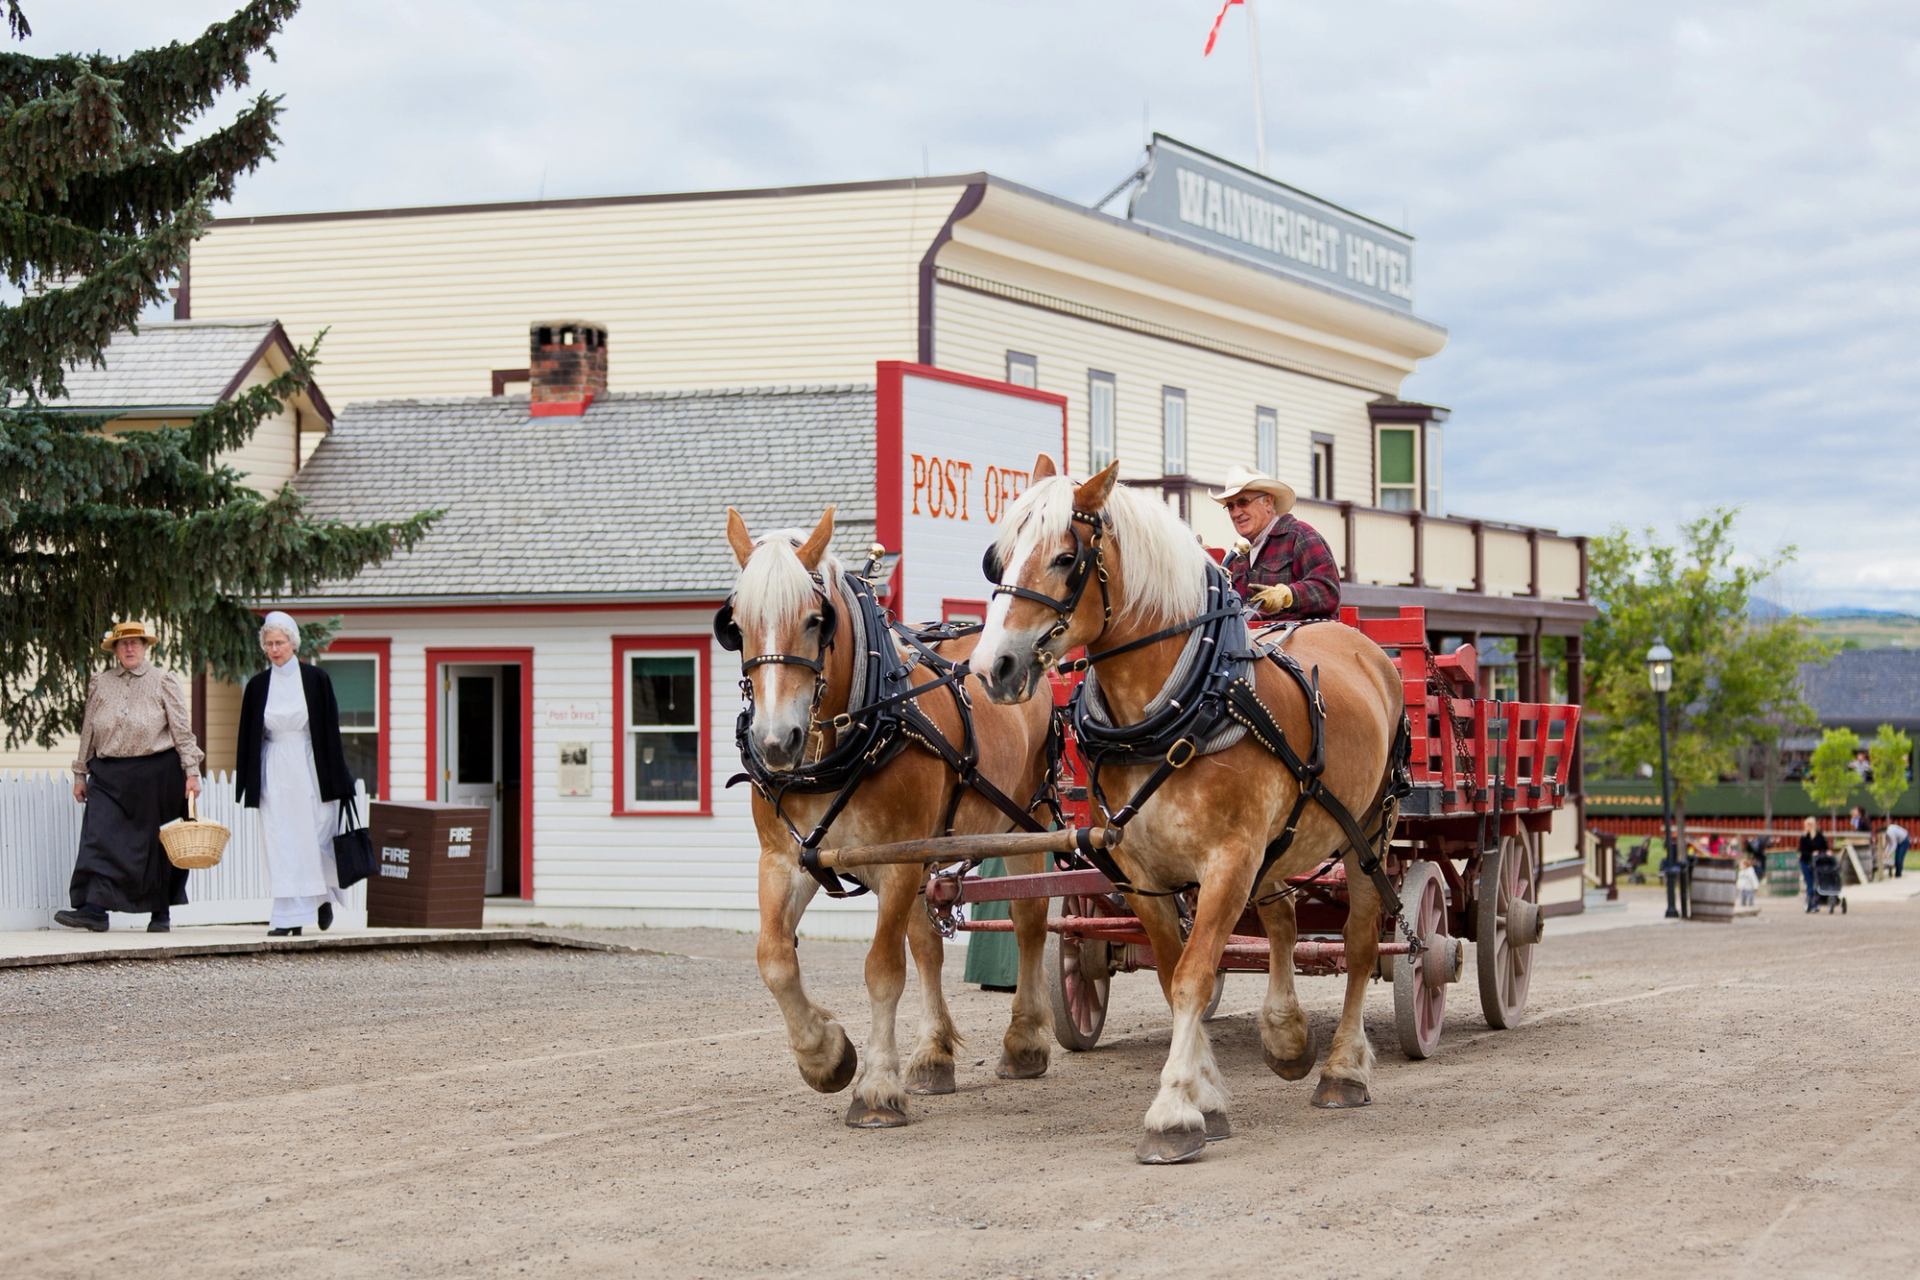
[1073,461,1119,511]
[1031,453,1058,481]
[726,507,755,567]
[796,505,836,570]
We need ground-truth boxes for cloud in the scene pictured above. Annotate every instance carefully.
[22,0,1920,609]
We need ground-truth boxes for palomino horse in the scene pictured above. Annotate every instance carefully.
[971,458,1405,1164]
[723,505,1058,1128]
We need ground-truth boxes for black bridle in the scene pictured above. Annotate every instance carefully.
[981,507,1112,670]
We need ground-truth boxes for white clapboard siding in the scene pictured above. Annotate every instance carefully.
[0,770,368,931]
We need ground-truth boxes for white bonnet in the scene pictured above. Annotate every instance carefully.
[259,611,300,651]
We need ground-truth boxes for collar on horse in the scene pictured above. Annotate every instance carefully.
[1056,562,1410,915]
[722,562,1055,899]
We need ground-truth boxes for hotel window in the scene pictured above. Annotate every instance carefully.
[1088,371,1116,470]
[1377,425,1416,511]
[1005,351,1037,388]
[1162,386,1187,476]
[1311,434,1334,500]
[1255,407,1277,477]
[616,640,707,812]
[1424,423,1443,515]
[317,646,383,798]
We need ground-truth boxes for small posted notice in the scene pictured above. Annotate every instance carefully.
[557,741,592,797]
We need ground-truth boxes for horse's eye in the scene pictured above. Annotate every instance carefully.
[1051,552,1076,570]
[806,613,825,630]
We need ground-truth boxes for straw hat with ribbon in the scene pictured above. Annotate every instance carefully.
[100,619,161,652]
[1210,465,1296,515]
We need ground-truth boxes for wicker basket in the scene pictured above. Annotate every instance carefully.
[160,793,229,870]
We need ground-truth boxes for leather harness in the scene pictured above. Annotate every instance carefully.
[722,560,1057,899]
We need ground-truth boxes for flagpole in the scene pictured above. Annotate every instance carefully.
[1245,0,1269,174]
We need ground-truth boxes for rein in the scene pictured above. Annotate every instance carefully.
[725,554,1052,899]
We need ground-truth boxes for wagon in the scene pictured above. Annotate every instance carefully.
[919,605,1583,1060]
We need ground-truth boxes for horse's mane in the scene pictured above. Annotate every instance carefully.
[733,531,842,632]
[990,477,1208,628]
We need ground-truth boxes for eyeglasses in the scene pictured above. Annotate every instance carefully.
[1226,497,1263,511]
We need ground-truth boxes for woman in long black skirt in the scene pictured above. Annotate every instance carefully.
[57,620,205,933]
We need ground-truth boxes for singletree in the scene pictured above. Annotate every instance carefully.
[1866,723,1913,821]
[0,2,436,747]
[1803,727,1861,833]
[1585,509,1829,840]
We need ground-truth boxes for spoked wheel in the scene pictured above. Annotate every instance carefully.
[1477,833,1542,1029]
[1392,861,1450,1060]
[1044,896,1111,1051]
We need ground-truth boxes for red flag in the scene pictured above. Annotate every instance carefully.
[1204,0,1244,56]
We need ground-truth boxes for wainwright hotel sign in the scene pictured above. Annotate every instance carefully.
[1128,134,1416,313]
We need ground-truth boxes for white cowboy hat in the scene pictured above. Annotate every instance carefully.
[1210,465,1296,514]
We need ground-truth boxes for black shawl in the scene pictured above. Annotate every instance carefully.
[236,661,356,808]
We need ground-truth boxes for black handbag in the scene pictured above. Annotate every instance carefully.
[333,795,377,889]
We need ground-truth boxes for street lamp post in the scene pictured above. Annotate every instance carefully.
[1646,638,1682,919]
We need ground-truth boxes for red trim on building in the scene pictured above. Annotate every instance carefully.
[322,638,391,800]
[309,600,721,615]
[610,636,713,817]
[529,394,594,417]
[424,647,535,900]
[942,598,988,624]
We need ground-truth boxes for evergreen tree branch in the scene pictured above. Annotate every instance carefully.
[0,204,138,286]
[0,69,128,204]
[42,93,280,235]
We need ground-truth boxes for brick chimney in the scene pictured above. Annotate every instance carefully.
[529,321,608,416]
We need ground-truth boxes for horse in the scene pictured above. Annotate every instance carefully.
[721,504,1059,1128]
[970,457,1406,1164]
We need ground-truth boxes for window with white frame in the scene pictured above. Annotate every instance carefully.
[1311,434,1334,500]
[1424,423,1443,515]
[1255,406,1277,476]
[625,649,701,807]
[317,653,379,797]
[1377,426,1417,511]
[1088,371,1115,470]
[1162,386,1187,476]
[1005,351,1037,388]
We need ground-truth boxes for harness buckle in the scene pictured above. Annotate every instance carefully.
[1166,738,1197,769]
[830,712,853,731]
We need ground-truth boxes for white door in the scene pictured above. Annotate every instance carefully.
[444,665,504,894]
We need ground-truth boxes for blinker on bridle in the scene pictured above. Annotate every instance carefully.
[714,576,839,675]
[982,507,1112,670]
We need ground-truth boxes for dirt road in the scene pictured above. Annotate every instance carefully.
[3,896,1918,1278]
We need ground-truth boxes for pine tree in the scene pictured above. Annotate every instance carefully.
[0,2,437,748]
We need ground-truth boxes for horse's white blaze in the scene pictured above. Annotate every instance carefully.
[730,532,843,759]
[973,523,1050,679]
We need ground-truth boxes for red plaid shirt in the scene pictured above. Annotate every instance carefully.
[1226,514,1341,619]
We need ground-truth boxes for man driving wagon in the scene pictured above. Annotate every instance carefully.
[1213,464,1341,621]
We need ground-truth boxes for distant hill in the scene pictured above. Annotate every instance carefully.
[1745,599,1920,647]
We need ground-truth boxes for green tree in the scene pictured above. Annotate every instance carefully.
[1585,509,1829,837]
[1803,727,1860,832]
[0,2,436,747]
[1866,723,1913,819]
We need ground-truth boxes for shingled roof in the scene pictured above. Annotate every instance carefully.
[290,386,876,601]
[1801,648,1920,732]
[49,319,331,421]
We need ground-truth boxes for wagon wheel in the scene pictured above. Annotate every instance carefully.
[1045,896,1111,1051]
[1476,833,1541,1029]
[1392,861,1449,1060]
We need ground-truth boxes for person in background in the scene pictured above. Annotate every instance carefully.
[237,612,356,937]
[1736,860,1760,909]
[1848,804,1869,834]
[1885,818,1909,880]
[58,620,203,933]
[1798,816,1827,913]
[1212,465,1341,621]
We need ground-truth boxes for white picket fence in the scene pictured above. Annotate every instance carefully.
[0,769,368,931]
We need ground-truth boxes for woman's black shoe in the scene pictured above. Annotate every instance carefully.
[54,908,108,932]
[267,926,303,937]
[317,903,333,932]
[147,918,171,933]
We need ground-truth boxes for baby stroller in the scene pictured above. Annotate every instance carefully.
[1811,852,1847,914]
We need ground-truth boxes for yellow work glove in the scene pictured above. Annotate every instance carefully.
[1252,582,1295,612]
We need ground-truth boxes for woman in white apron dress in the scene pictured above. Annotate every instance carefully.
[239,613,352,936]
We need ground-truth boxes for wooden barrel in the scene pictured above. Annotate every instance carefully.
[1766,850,1801,897]
[1691,858,1737,923]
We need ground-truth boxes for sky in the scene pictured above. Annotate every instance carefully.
[23,1,1920,612]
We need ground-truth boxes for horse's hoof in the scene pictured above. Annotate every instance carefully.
[1263,1036,1318,1081]
[844,1098,910,1129]
[1135,1124,1207,1165]
[803,1030,858,1095]
[906,1060,956,1096]
[1202,1110,1232,1142]
[995,1045,1049,1080]
[1310,1075,1372,1109]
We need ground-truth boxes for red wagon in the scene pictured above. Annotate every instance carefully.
[923,606,1582,1060]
